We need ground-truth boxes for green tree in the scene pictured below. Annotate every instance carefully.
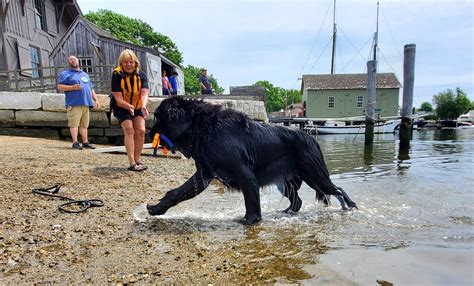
[254,81,284,112]
[433,87,471,119]
[419,102,433,112]
[254,81,303,112]
[286,89,302,106]
[182,65,224,95]
[84,9,183,65]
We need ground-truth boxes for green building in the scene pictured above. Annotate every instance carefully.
[301,73,401,119]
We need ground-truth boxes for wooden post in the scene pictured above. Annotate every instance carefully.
[400,44,416,149]
[365,60,377,145]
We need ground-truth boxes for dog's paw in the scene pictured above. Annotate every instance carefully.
[146,204,167,216]
[239,215,262,225]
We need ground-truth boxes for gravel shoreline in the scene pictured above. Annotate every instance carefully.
[1,135,335,284]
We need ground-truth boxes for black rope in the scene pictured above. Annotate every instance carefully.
[32,185,104,213]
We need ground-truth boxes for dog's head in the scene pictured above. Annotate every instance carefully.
[149,96,193,142]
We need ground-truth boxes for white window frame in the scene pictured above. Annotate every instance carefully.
[328,96,335,109]
[356,95,364,108]
[79,58,93,74]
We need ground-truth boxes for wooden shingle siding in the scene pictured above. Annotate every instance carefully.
[302,73,401,90]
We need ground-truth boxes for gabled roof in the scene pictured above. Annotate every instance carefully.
[83,18,115,39]
[302,73,401,90]
[50,15,181,69]
[54,0,82,20]
[50,15,116,58]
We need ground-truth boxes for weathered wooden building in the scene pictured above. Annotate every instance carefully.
[0,0,183,95]
[301,73,401,119]
[50,15,184,96]
[0,0,81,87]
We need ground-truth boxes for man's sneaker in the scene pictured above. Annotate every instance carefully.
[82,142,96,149]
[72,142,83,150]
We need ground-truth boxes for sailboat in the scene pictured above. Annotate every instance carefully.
[304,0,400,135]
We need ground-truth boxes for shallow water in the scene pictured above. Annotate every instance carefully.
[134,129,474,284]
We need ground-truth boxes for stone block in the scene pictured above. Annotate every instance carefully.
[0,110,15,127]
[105,127,124,137]
[0,91,42,110]
[147,97,164,113]
[41,93,66,111]
[89,137,109,145]
[0,127,60,139]
[42,93,111,112]
[89,112,109,128]
[15,110,68,127]
[61,128,104,137]
[145,117,155,128]
[95,94,111,112]
[110,116,120,127]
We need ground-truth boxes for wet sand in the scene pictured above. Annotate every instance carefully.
[1,135,473,285]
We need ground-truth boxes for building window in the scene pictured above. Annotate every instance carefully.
[79,58,93,74]
[30,47,40,78]
[328,96,335,108]
[34,0,46,31]
[356,96,363,108]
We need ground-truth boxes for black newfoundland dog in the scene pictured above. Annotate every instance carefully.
[147,97,357,225]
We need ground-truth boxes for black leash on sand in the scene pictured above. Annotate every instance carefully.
[32,185,104,213]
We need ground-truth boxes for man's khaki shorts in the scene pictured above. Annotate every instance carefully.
[67,106,90,128]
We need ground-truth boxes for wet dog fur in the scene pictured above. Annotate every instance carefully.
[147,97,357,225]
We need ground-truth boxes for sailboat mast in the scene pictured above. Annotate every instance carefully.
[373,0,379,62]
[330,0,336,74]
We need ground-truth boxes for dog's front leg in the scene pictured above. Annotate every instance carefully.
[147,171,211,216]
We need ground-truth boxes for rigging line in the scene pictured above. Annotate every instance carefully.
[291,0,333,90]
[380,7,403,63]
[307,36,334,74]
[338,26,371,67]
[343,34,373,70]
[377,47,403,88]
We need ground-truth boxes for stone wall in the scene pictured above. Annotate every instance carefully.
[0,92,268,144]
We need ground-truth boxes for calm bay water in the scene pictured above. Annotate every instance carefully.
[135,128,474,285]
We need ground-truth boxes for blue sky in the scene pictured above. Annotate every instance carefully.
[77,0,473,107]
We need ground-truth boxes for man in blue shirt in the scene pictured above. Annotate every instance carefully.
[169,70,179,95]
[57,55,100,150]
[199,68,213,94]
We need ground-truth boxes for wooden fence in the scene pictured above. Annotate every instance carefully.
[0,65,114,94]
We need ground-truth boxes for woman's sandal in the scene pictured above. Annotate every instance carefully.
[136,162,148,170]
[127,164,145,172]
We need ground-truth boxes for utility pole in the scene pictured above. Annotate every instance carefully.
[400,44,416,149]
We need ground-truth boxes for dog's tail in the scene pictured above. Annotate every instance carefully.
[295,133,358,209]
[337,186,358,209]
